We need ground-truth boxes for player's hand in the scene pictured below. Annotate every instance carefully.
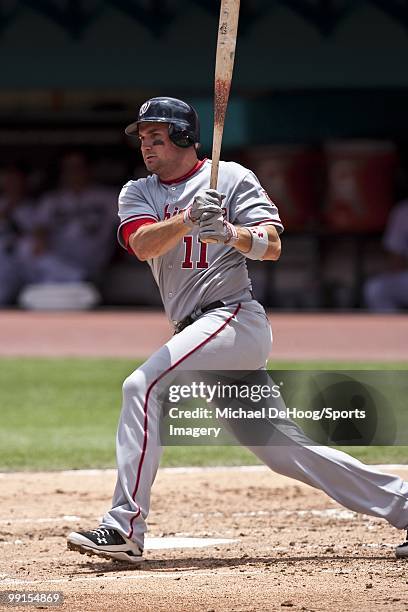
[184,189,225,227]
[198,211,238,245]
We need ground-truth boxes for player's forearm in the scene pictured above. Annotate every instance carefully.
[129,213,189,260]
[234,225,281,261]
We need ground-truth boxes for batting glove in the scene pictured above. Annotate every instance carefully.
[183,189,225,228]
[198,211,238,245]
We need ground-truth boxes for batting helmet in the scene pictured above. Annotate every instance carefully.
[125,97,200,148]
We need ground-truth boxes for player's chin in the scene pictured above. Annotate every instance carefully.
[144,158,160,172]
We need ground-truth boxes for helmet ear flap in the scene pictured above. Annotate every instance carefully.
[168,124,194,148]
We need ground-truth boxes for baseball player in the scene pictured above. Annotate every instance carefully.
[68,97,408,563]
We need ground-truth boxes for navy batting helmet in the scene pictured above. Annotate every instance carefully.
[125,97,200,148]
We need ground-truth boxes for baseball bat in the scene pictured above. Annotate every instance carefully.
[210,0,240,191]
[201,0,240,244]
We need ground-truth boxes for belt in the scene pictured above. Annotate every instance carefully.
[174,300,226,334]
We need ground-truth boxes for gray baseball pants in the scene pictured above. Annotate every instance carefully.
[101,301,408,550]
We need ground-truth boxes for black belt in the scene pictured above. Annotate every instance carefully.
[174,300,226,334]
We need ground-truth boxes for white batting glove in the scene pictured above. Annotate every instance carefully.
[183,189,225,228]
[198,211,238,245]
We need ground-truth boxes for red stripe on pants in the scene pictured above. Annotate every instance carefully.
[128,303,241,539]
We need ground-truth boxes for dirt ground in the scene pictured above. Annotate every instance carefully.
[1,466,408,611]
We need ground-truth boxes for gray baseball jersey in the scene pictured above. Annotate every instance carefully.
[117,158,283,322]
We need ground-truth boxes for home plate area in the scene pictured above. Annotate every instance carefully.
[1,466,408,611]
[145,536,236,550]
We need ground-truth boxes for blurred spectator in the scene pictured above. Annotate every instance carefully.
[17,151,118,309]
[364,199,408,312]
[0,163,37,305]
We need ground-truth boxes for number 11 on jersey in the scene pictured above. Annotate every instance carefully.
[182,236,209,269]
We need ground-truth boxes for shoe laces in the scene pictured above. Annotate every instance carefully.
[90,527,114,537]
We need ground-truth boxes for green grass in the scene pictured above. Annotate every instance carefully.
[0,358,407,471]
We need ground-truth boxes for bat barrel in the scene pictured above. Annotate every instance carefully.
[210,0,240,191]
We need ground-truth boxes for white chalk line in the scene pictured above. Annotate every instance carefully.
[46,463,408,475]
[0,464,407,479]
[0,466,266,478]
[0,508,360,527]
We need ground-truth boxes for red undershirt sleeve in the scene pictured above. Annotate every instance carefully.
[120,218,157,255]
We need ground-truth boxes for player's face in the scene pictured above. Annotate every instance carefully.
[138,122,181,177]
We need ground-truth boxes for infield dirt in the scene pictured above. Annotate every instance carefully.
[1,466,407,611]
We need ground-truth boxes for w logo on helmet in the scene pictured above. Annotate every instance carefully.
[139,101,151,116]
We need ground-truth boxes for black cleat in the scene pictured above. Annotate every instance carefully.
[67,527,143,564]
[395,530,408,559]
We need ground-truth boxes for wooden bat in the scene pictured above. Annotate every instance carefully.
[210,0,240,191]
[200,0,240,244]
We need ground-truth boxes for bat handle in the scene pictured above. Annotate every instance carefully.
[210,160,219,190]
[210,116,225,190]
